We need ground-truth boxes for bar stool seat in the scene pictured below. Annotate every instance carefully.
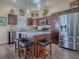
[19,40,34,48]
[38,39,51,47]
[38,39,52,59]
[18,39,35,59]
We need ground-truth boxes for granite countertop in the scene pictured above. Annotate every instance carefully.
[16,30,51,38]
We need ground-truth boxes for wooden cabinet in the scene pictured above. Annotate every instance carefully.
[8,14,17,25]
[32,33,50,57]
[49,13,59,44]
[51,31,59,44]
[70,0,79,8]
[59,10,68,15]
[68,7,79,13]
[33,18,38,25]
[37,17,48,26]
[33,34,50,42]
[27,18,33,26]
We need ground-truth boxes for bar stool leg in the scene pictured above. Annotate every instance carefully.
[24,48,27,59]
[43,48,46,59]
[50,43,52,56]
[32,45,34,59]
[18,45,20,56]
[15,43,17,53]
[18,45,21,57]
[37,44,40,58]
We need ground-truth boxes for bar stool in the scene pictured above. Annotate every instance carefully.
[18,39,35,59]
[38,39,52,59]
[15,33,22,53]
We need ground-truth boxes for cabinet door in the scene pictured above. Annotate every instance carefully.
[8,14,17,25]
[27,18,33,26]
[37,17,48,26]
[68,13,75,36]
[33,19,37,25]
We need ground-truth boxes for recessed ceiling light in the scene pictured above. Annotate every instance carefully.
[37,4,41,10]
[46,1,50,5]
[13,0,16,2]
[37,4,41,8]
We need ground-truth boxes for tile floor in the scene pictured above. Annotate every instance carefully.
[0,44,79,59]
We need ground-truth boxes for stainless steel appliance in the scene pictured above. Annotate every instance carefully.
[59,12,79,51]
[9,31,16,44]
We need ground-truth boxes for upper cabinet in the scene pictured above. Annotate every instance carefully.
[59,10,68,15]
[70,0,79,8]
[37,17,48,26]
[27,18,33,26]
[68,7,79,13]
[33,18,38,25]
[8,14,17,25]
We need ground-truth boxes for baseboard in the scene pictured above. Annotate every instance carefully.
[0,42,8,45]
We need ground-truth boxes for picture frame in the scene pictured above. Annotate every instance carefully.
[0,17,6,26]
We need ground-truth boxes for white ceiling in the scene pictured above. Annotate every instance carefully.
[0,0,74,9]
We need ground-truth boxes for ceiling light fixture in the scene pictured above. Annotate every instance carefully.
[13,0,16,2]
[37,3,41,10]
[33,0,41,4]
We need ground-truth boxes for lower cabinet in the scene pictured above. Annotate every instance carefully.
[51,31,59,44]
[33,34,50,57]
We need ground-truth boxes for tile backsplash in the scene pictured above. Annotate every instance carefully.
[37,25,50,31]
[9,25,51,31]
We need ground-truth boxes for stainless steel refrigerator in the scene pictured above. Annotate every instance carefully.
[59,12,79,51]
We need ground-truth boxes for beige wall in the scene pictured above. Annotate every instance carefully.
[0,2,27,44]
[40,0,74,16]
[0,2,12,44]
[0,2,11,44]
[0,0,74,44]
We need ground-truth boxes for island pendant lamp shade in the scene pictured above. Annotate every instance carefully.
[33,0,41,4]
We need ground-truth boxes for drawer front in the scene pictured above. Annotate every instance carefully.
[75,44,79,51]
[68,36,74,42]
[68,43,74,49]
[75,37,79,43]
[59,41,74,49]
[59,41,68,48]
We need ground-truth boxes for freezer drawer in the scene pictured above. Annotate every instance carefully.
[59,40,74,49]
[68,36,74,42]
[67,42,74,49]
[59,40,68,48]
[75,44,79,51]
[75,37,79,44]
[59,41,68,48]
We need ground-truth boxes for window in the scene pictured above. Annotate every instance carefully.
[17,16,27,28]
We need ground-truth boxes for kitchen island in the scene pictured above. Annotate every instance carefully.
[16,30,51,57]
[16,30,51,39]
